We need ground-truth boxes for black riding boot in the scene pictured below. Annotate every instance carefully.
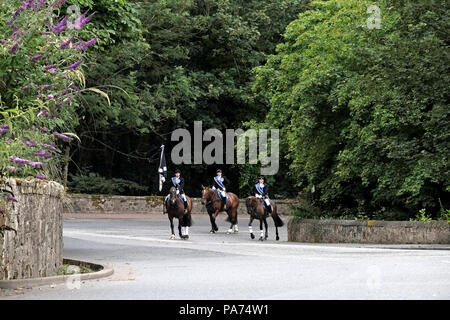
[163,197,168,214]
[184,201,188,214]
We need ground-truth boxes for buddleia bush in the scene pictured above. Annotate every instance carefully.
[0,0,99,182]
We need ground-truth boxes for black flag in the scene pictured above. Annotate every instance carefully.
[158,145,167,191]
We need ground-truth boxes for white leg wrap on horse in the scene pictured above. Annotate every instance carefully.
[181,227,186,236]
[260,230,264,237]
[249,226,253,233]
[185,226,189,235]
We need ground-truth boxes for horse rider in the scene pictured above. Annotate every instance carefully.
[212,169,230,210]
[163,169,188,214]
[254,176,272,213]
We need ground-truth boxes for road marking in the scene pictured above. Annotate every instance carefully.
[63,230,442,256]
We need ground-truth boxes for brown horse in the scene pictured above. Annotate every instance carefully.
[245,196,284,241]
[166,186,193,240]
[201,185,240,234]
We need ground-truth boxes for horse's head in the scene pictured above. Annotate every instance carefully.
[246,196,258,214]
[201,185,211,205]
[245,197,253,209]
[169,186,177,206]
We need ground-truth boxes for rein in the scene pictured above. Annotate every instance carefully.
[203,189,222,208]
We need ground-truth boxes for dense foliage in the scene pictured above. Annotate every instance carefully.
[0,0,96,181]
[1,0,448,220]
[66,0,310,196]
[255,0,449,219]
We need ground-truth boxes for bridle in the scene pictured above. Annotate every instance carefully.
[202,187,221,208]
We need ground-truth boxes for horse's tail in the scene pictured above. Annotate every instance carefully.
[225,214,237,224]
[272,212,284,227]
[183,213,193,227]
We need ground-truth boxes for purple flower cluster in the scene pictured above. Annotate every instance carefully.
[8,43,19,55]
[34,0,50,11]
[0,124,9,134]
[43,144,58,151]
[50,16,68,34]
[21,0,37,10]
[50,0,66,9]
[73,12,95,30]
[29,54,43,62]
[67,60,82,71]
[2,0,97,183]
[37,109,49,117]
[69,84,80,92]
[73,38,97,52]
[10,156,30,166]
[60,39,71,49]
[25,138,37,147]
[6,5,24,25]
[9,26,23,41]
[7,195,18,202]
[35,151,52,159]
[29,161,44,168]
[53,132,71,141]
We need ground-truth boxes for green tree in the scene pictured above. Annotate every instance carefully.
[255,0,449,219]
[67,0,310,196]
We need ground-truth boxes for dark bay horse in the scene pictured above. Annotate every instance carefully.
[166,186,193,240]
[201,185,239,234]
[245,196,284,241]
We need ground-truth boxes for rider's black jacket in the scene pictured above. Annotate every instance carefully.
[213,176,230,191]
[164,176,185,194]
[254,183,270,198]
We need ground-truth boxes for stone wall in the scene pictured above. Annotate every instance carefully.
[0,178,65,280]
[288,218,450,244]
[63,194,295,216]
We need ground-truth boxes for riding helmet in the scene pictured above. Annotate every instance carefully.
[175,168,181,174]
[216,169,223,173]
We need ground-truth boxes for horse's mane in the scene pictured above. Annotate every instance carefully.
[203,186,216,196]
[246,196,258,208]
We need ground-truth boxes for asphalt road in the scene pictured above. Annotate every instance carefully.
[1,215,450,299]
